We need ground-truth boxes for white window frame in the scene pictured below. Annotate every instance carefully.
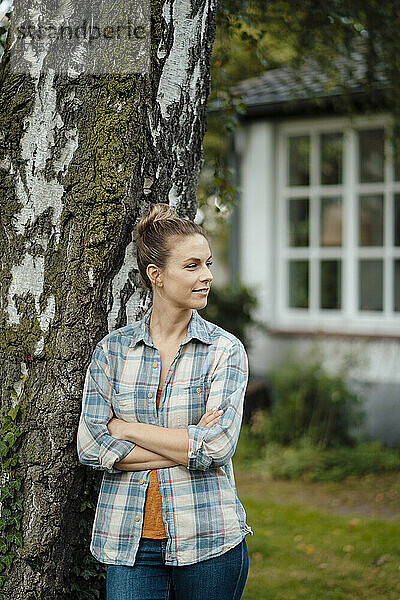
[275,113,400,336]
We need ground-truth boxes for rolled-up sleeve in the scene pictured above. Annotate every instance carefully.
[77,343,136,474]
[186,339,249,471]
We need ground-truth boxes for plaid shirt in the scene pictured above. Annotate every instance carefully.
[77,305,253,566]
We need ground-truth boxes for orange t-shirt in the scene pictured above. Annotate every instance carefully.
[141,387,167,539]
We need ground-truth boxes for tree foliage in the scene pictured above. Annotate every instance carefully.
[200,0,400,211]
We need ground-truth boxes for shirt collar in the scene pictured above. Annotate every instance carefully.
[129,305,212,348]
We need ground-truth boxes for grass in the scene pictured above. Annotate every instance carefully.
[235,471,400,600]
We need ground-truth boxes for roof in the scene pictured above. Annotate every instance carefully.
[213,49,387,119]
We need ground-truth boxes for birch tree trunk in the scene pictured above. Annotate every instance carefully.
[0,0,217,597]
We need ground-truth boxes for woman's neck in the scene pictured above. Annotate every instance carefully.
[149,304,192,345]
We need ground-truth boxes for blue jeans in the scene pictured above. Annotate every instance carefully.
[106,537,249,600]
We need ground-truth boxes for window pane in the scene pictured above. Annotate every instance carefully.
[395,260,400,312]
[321,260,341,309]
[320,133,343,184]
[358,129,384,183]
[359,194,384,246]
[288,136,310,186]
[395,194,400,246]
[289,198,309,247]
[289,261,309,308]
[359,260,383,311]
[320,197,342,246]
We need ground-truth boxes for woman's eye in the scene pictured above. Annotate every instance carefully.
[186,261,213,269]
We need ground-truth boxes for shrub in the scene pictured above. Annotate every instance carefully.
[234,355,400,481]
[267,359,365,448]
[200,283,261,350]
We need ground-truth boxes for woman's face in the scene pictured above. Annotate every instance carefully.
[149,233,213,310]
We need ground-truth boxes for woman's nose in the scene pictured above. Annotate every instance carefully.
[202,265,213,281]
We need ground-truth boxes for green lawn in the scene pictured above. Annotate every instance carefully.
[236,472,400,600]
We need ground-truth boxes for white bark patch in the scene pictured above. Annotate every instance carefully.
[15,69,79,245]
[107,241,137,331]
[156,0,208,120]
[7,32,79,331]
[126,290,147,325]
[38,294,56,331]
[168,183,181,208]
[189,60,201,99]
[149,0,212,206]
[34,336,45,355]
[87,268,94,287]
[6,253,56,334]
[7,254,44,325]
[68,42,88,78]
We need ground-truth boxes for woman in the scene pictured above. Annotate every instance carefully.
[77,202,253,600]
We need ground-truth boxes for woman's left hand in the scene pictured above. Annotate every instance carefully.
[107,417,129,440]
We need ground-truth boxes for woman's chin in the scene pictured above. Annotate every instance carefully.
[190,294,208,307]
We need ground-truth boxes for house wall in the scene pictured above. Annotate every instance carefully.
[237,119,400,446]
[236,121,276,324]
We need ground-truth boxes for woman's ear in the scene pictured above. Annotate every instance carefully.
[146,264,163,288]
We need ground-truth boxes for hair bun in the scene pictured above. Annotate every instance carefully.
[134,202,209,291]
[135,203,177,240]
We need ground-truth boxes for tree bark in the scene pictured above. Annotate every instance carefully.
[0,0,217,597]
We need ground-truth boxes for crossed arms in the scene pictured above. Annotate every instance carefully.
[108,411,222,471]
[76,339,248,473]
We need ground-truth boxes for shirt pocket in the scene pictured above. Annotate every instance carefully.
[111,390,138,422]
[114,385,162,424]
[169,379,210,428]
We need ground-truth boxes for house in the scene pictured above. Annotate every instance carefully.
[230,52,400,445]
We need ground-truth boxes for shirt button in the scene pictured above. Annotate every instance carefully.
[196,387,202,393]
[135,516,140,522]
[152,362,157,368]
[148,392,153,398]
[139,479,144,484]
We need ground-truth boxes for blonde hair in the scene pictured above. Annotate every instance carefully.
[135,203,209,291]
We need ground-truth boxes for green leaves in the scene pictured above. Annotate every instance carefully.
[8,405,20,421]
[0,376,25,590]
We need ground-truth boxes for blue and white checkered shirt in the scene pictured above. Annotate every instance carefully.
[77,305,253,566]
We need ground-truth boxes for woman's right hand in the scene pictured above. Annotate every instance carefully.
[197,407,224,428]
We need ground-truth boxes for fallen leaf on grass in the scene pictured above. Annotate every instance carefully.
[348,518,361,529]
[296,543,315,554]
[373,554,391,566]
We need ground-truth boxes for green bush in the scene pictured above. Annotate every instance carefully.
[234,353,400,482]
[267,359,365,448]
[200,283,261,350]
